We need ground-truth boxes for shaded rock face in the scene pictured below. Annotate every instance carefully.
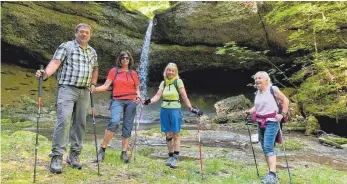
[152,2,287,50]
[146,1,292,89]
[1,1,149,78]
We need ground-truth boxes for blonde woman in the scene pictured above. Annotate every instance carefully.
[248,71,289,184]
[144,63,202,168]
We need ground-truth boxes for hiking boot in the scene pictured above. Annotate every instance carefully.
[170,154,179,168]
[49,155,62,174]
[120,151,129,163]
[261,172,279,184]
[96,148,105,163]
[165,156,174,166]
[66,152,82,170]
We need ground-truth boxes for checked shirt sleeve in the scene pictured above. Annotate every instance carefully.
[53,42,68,62]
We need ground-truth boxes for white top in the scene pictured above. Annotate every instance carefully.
[254,86,279,122]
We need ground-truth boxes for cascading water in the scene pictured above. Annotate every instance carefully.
[136,21,153,123]
[137,20,153,98]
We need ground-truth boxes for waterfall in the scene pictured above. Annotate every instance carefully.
[137,21,153,98]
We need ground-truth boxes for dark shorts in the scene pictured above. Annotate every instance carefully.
[108,100,137,138]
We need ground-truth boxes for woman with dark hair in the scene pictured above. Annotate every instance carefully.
[93,50,141,163]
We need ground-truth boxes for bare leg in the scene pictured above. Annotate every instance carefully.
[101,129,115,148]
[122,137,130,151]
[268,155,277,172]
[166,132,174,153]
[173,133,180,152]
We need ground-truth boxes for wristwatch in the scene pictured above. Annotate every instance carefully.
[91,83,96,87]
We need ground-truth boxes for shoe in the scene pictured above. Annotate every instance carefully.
[49,155,63,174]
[261,172,279,184]
[66,152,82,170]
[120,151,129,163]
[96,148,105,163]
[165,156,174,166]
[170,154,179,168]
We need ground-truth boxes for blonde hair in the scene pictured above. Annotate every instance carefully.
[163,63,180,80]
[75,23,92,33]
[254,71,272,87]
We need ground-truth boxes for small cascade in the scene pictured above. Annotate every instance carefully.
[136,21,154,123]
[137,20,153,98]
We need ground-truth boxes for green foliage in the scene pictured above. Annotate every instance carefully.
[281,138,306,151]
[0,119,13,124]
[121,1,170,19]
[265,2,347,53]
[297,49,347,118]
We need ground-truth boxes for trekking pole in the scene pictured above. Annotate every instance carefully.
[33,65,43,183]
[245,114,260,177]
[278,123,292,184]
[90,92,100,175]
[129,100,144,162]
[197,115,204,180]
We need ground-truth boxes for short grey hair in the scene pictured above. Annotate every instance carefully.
[254,71,272,86]
[75,23,92,33]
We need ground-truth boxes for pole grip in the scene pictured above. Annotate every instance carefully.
[90,92,94,108]
[38,65,44,97]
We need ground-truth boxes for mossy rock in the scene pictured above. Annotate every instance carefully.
[297,50,347,119]
[0,119,13,124]
[305,115,320,135]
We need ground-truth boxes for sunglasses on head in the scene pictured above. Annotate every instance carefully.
[121,56,129,60]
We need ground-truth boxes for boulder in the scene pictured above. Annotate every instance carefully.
[214,95,252,116]
[212,95,252,124]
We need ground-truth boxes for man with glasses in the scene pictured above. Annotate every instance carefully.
[35,23,98,174]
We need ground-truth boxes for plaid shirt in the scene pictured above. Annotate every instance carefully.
[53,40,98,87]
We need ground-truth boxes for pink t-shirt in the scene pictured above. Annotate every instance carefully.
[254,86,279,122]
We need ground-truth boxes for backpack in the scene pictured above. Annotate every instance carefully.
[109,67,137,99]
[270,86,289,123]
[162,79,181,103]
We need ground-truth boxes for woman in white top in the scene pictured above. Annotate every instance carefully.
[249,71,289,184]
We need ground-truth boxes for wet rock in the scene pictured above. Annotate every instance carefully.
[341,144,347,149]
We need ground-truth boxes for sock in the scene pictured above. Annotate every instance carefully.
[169,152,174,157]
[174,151,179,155]
[269,171,277,177]
[102,147,106,152]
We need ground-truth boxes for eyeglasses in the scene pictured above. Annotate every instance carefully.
[121,57,129,60]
